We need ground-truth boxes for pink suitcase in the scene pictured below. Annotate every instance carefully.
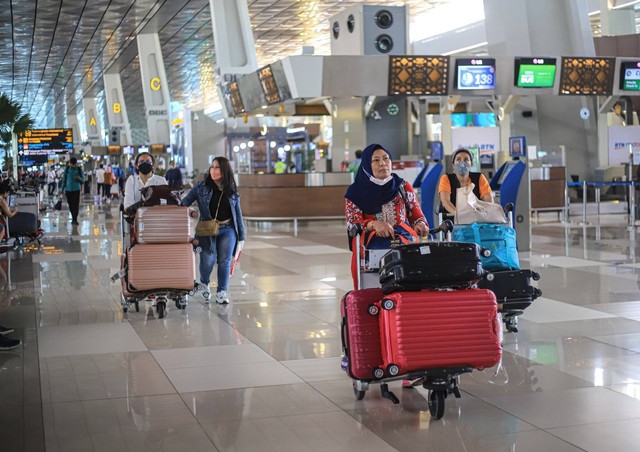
[378,289,501,378]
[126,244,195,291]
[135,206,193,244]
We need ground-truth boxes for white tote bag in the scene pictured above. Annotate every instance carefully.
[455,183,507,224]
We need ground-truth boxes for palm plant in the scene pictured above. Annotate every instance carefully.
[0,92,34,170]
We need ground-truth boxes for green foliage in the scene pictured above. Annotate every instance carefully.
[0,92,34,169]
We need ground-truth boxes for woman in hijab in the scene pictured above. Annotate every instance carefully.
[345,143,429,285]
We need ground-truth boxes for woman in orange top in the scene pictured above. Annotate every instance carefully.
[438,147,493,214]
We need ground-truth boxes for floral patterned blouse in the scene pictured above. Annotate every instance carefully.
[345,180,428,231]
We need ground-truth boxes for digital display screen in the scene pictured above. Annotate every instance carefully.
[509,136,526,158]
[17,128,73,155]
[428,141,443,161]
[455,58,496,90]
[620,61,640,91]
[514,57,557,88]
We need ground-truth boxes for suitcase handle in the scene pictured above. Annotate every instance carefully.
[340,316,348,354]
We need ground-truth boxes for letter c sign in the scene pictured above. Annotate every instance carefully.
[150,77,161,91]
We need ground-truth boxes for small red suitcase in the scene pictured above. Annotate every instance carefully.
[341,288,385,381]
[378,289,501,378]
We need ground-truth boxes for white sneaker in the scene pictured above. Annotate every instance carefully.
[215,291,229,304]
[202,290,211,301]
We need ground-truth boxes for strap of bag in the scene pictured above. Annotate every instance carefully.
[212,190,223,220]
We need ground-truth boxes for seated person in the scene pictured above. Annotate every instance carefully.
[123,152,167,212]
[438,147,493,215]
[0,180,43,241]
[345,143,429,286]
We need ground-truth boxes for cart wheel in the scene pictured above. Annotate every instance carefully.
[428,390,446,420]
[122,306,128,313]
[135,301,140,312]
[353,381,366,401]
[157,302,165,319]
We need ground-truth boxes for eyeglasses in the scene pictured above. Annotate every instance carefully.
[138,159,153,164]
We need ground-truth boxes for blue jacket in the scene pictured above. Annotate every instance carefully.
[61,166,84,192]
[180,181,246,251]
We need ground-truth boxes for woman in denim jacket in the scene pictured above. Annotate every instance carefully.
[180,157,245,304]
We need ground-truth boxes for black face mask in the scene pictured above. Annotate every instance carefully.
[137,162,153,175]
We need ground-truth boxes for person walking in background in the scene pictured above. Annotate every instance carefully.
[103,165,114,202]
[46,166,57,197]
[95,164,105,199]
[180,157,245,304]
[60,157,84,225]
[348,149,363,174]
[165,160,183,189]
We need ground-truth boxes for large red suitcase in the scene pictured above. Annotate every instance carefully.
[340,288,385,381]
[378,289,501,378]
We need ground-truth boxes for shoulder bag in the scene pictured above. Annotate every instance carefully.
[455,183,507,224]
[195,192,223,236]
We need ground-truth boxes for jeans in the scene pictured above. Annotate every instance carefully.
[199,225,237,292]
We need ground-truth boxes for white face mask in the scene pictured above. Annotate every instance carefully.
[369,175,393,186]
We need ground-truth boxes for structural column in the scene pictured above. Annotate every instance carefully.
[82,98,103,147]
[65,113,83,152]
[137,33,171,145]
[103,73,132,145]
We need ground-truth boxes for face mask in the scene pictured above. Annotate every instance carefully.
[369,175,393,186]
[138,162,153,175]
[454,161,470,176]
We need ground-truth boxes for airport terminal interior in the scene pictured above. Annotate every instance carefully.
[2,0,640,451]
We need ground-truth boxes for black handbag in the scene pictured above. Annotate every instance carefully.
[54,197,62,211]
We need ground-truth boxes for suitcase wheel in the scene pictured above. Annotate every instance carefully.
[485,272,494,282]
[534,288,542,298]
[367,304,379,316]
[386,364,400,376]
[532,271,541,281]
[481,248,492,258]
[381,299,395,311]
[372,367,385,380]
[428,390,446,420]
[156,301,166,319]
[352,381,366,401]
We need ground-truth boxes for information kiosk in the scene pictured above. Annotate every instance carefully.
[490,136,530,251]
[413,142,444,228]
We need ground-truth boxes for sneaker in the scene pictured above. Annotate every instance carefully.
[0,325,14,336]
[216,290,229,304]
[202,290,211,301]
[0,335,21,350]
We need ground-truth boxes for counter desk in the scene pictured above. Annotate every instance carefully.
[238,173,350,235]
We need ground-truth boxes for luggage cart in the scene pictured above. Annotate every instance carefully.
[343,221,494,420]
[2,190,45,249]
[113,205,200,318]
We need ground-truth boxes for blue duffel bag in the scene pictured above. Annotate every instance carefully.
[452,223,520,271]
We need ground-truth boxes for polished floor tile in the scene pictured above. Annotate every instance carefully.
[5,200,640,451]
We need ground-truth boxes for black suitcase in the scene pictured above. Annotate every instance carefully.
[478,269,541,332]
[8,212,38,235]
[379,241,486,294]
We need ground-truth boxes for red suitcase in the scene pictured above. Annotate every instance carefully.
[340,288,385,381]
[378,289,501,378]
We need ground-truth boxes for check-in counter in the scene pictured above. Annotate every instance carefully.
[530,166,566,211]
[238,173,350,217]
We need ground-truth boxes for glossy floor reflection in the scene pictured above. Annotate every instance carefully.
[2,201,640,451]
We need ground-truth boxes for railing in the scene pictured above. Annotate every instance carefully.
[567,181,640,226]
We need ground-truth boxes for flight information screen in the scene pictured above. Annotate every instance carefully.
[455,58,496,90]
[17,128,73,155]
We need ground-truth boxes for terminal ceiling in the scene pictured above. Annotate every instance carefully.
[0,0,619,133]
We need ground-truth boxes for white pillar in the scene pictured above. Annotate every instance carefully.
[66,114,83,151]
[82,98,103,147]
[209,0,258,76]
[103,73,133,145]
[137,33,171,145]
